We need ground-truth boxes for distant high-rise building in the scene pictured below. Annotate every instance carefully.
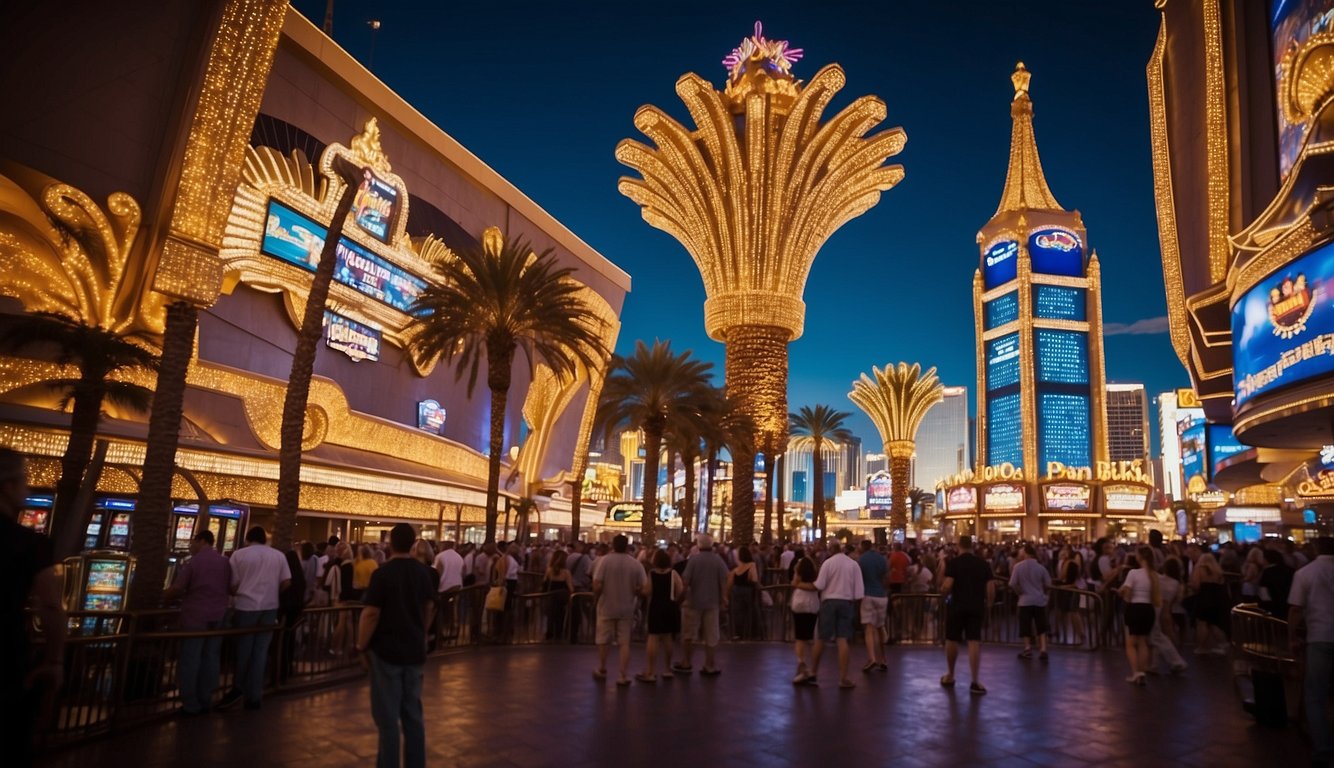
[865,452,888,477]
[913,386,971,490]
[1106,384,1150,463]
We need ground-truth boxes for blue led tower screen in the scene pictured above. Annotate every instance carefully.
[986,333,1021,391]
[1034,285,1086,321]
[983,240,1019,289]
[1036,330,1089,384]
[1038,392,1091,468]
[987,392,1023,467]
[985,293,1019,329]
[1028,228,1084,277]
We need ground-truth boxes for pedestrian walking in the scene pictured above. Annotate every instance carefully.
[857,540,889,672]
[638,548,683,682]
[810,542,864,689]
[677,534,729,676]
[592,534,647,686]
[1119,547,1161,686]
[1009,544,1051,661]
[1289,536,1334,765]
[790,555,820,685]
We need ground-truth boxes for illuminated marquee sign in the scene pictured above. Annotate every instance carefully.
[323,311,381,362]
[983,240,1019,289]
[417,399,446,435]
[1028,227,1083,277]
[1233,240,1334,406]
[606,502,643,523]
[946,486,977,515]
[1298,466,1334,500]
[1041,482,1091,513]
[351,168,399,243]
[1045,460,1147,483]
[1207,424,1248,479]
[261,199,428,313]
[1223,507,1282,524]
[982,483,1026,515]
[1102,483,1151,515]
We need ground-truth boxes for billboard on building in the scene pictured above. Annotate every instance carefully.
[351,167,399,242]
[1271,1,1334,180]
[1233,239,1333,406]
[1027,227,1084,277]
[983,240,1019,289]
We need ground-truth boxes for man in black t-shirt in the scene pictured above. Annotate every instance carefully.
[355,523,435,768]
[0,449,65,767]
[940,535,995,696]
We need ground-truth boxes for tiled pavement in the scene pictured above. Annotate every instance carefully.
[40,644,1310,768]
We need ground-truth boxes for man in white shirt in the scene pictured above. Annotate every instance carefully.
[779,544,796,574]
[219,526,290,710]
[433,541,464,641]
[1290,537,1334,764]
[809,542,865,689]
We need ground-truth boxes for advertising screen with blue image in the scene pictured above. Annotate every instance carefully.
[983,240,1019,289]
[1028,227,1084,277]
[1232,239,1334,406]
[262,199,428,314]
[262,199,328,269]
[1233,522,1262,544]
[1207,424,1249,480]
[986,333,1021,391]
[1271,1,1334,180]
[1179,415,1206,487]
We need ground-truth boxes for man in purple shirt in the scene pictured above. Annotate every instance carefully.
[164,530,232,715]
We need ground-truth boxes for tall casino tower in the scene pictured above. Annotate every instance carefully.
[974,63,1109,487]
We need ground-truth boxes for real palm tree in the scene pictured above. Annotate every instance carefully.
[273,160,361,553]
[789,405,852,542]
[664,385,725,541]
[908,487,935,529]
[407,230,607,544]
[0,311,158,558]
[849,362,944,540]
[596,340,714,542]
[131,300,202,609]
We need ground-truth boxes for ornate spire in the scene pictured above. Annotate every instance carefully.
[995,62,1062,216]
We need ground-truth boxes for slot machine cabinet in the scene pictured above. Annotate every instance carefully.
[171,501,250,553]
[82,496,135,551]
[18,494,53,534]
[62,552,135,634]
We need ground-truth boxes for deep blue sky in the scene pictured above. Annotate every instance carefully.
[295,0,1184,452]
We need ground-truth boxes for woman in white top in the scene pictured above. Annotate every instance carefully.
[1118,546,1161,686]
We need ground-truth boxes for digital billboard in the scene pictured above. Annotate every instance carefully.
[1233,240,1334,406]
[987,392,1023,468]
[1027,227,1083,277]
[1179,414,1206,489]
[1207,424,1248,479]
[985,292,1019,330]
[1038,392,1091,468]
[1034,285,1086,321]
[1271,1,1334,180]
[335,238,427,313]
[946,485,977,514]
[982,483,1025,515]
[867,471,892,516]
[262,199,428,314]
[263,199,328,269]
[1102,483,1151,515]
[351,167,399,242]
[417,399,446,434]
[323,311,382,363]
[986,333,1020,391]
[983,240,1019,289]
[1036,330,1089,384]
[1042,482,1091,513]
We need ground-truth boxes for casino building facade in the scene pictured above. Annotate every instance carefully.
[0,2,628,546]
[941,64,1156,543]
[1147,1,1334,534]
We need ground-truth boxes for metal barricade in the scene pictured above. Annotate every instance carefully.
[1230,604,1296,671]
[1047,585,1101,650]
[888,593,944,645]
[758,585,793,643]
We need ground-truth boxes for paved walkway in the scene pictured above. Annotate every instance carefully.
[40,644,1309,768]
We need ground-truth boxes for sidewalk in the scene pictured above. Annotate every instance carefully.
[39,644,1310,767]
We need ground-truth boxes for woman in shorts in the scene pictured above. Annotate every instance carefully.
[1118,547,1161,686]
[790,555,820,685]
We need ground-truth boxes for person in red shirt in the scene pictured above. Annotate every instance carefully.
[886,543,911,643]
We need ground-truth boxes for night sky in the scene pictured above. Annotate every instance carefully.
[293,0,1181,452]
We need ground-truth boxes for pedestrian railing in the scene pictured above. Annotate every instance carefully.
[1230,604,1295,671]
[888,593,945,645]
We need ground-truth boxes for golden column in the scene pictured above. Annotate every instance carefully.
[617,22,906,542]
[849,363,944,538]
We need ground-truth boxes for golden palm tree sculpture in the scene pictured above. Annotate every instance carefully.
[848,362,943,538]
[617,22,906,543]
